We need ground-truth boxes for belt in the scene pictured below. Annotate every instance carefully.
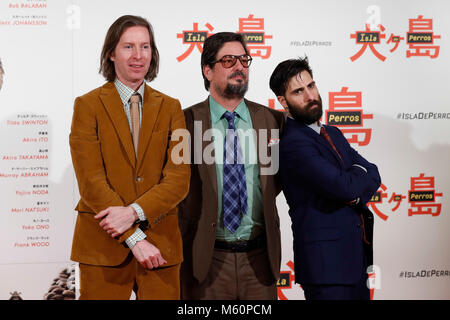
[214,236,265,252]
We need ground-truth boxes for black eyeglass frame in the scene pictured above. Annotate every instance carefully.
[212,54,253,68]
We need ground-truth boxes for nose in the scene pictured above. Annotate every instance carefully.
[233,58,245,70]
[132,47,142,59]
[304,88,314,101]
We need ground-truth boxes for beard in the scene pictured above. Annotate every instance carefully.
[287,94,323,125]
[216,70,248,100]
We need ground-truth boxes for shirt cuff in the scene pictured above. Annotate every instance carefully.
[125,228,147,248]
[130,203,146,221]
[352,164,368,173]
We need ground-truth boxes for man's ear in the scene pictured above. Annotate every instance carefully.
[277,95,289,114]
[203,65,213,82]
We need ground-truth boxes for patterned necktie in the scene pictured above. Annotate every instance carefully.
[320,126,343,164]
[222,111,248,234]
[130,94,141,158]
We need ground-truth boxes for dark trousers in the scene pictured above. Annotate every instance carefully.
[302,271,370,300]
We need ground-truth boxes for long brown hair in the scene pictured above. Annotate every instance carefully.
[99,15,159,82]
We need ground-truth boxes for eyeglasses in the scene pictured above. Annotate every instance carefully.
[212,54,253,68]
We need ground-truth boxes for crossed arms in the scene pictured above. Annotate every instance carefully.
[282,127,380,206]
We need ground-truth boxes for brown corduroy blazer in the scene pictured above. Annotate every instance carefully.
[69,82,190,267]
[179,98,285,284]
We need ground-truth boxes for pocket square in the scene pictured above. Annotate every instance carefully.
[268,138,280,147]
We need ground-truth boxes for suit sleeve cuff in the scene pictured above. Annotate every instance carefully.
[130,203,146,221]
[124,228,147,248]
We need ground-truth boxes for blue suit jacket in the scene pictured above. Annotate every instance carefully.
[280,118,381,285]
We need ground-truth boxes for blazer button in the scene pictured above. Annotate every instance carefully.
[136,177,143,182]
[211,222,216,228]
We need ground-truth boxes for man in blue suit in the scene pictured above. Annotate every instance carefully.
[269,57,381,300]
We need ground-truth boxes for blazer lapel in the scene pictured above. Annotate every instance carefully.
[137,85,163,170]
[320,125,345,166]
[246,100,268,194]
[196,99,218,196]
[100,82,136,168]
[299,121,343,166]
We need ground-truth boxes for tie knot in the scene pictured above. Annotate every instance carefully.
[320,126,327,136]
[130,94,141,104]
[223,111,236,129]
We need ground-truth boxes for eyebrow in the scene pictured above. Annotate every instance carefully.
[290,80,315,93]
[122,41,150,45]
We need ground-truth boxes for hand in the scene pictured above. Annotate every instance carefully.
[95,206,138,238]
[131,240,167,269]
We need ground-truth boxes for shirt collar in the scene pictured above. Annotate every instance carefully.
[114,78,146,106]
[307,120,322,134]
[209,95,249,124]
[287,115,322,134]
